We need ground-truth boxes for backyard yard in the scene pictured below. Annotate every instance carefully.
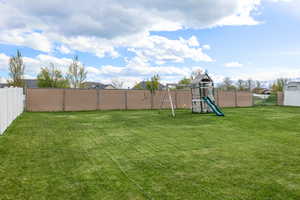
[0,106,299,200]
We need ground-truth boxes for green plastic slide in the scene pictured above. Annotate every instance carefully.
[203,97,225,116]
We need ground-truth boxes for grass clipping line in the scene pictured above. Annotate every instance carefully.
[86,132,154,200]
[104,151,155,200]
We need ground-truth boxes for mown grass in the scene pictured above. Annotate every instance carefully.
[0,106,300,200]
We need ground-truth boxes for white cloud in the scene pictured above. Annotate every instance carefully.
[0,53,73,75]
[202,45,211,50]
[0,52,192,87]
[0,0,263,56]
[4,0,262,36]
[59,36,119,58]
[0,30,52,52]
[225,61,244,68]
[57,45,71,54]
[0,77,6,83]
[234,68,300,81]
[27,55,73,73]
[217,0,261,26]
[91,76,144,89]
[180,36,200,47]
[0,53,10,69]
[266,0,293,2]
[86,65,124,75]
[128,35,213,64]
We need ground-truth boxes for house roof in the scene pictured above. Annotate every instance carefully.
[24,79,38,88]
[1,79,38,88]
[0,83,9,88]
[84,82,115,89]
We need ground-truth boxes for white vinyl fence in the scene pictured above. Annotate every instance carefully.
[0,88,24,135]
[284,82,300,107]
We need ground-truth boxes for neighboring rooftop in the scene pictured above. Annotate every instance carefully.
[84,82,115,89]
[24,79,38,88]
[0,83,9,88]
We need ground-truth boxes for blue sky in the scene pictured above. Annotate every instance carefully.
[0,0,299,87]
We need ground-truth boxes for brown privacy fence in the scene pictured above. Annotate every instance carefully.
[277,92,284,106]
[26,88,253,112]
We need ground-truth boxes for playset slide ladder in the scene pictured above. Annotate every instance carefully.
[203,97,224,116]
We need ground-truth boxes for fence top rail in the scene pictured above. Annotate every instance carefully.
[27,88,254,94]
[26,88,194,91]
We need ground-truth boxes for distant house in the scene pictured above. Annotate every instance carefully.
[84,82,116,89]
[0,83,9,88]
[132,81,165,90]
[0,79,38,88]
[262,89,271,95]
[252,87,271,95]
[24,79,38,88]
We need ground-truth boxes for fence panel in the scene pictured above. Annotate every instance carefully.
[236,92,253,107]
[99,90,126,110]
[283,90,300,106]
[176,90,192,109]
[217,90,236,107]
[152,91,176,109]
[127,90,151,110]
[26,88,253,112]
[0,88,24,135]
[27,89,63,111]
[65,89,98,111]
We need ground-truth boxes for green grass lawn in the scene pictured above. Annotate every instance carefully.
[0,106,300,200]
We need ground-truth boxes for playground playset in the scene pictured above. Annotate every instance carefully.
[161,72,224,117]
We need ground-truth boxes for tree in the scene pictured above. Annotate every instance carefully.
[236,79,247,91]
[255,81,262,89]
[272,78,289,92]
[37,63,69,88]
[8,50,25,87]
[146,74,160,94]
[246,79,255,91]
[177,77,191,89]
[132,82,144,89]
[179,77,191,85]
[111,78,124,89]
[219,77,236,91]
[67,56,87,88]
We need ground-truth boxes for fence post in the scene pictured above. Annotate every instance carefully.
[277,92,283,106]
[175,90,178,109]
[25,87,28,111]
[234,89,238,107]
[62,89,66,111]
[251,91,254,106]
[216,88,220,106]
[6,88,9,128]
[97,88,100,110]
[151,92,154,109]
[125,90,128,110]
